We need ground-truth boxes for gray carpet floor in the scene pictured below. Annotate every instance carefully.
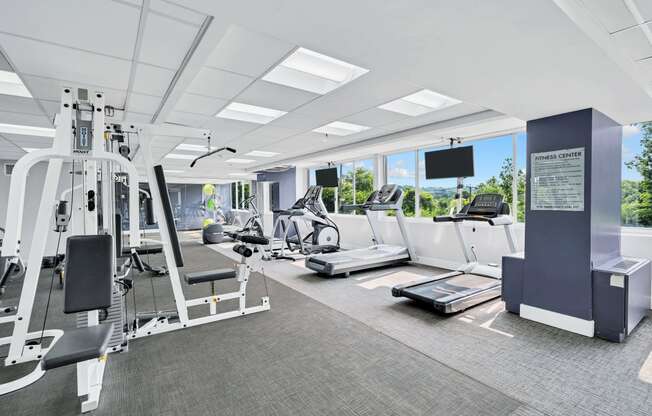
[1,242,530,415]
[210,243,652,416]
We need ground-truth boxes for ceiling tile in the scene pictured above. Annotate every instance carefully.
[341,107,410,127]
[581,0,637,33]
[237,80,318,112]
[0,34,131,90]
[132,63,174,96]
[123,112,153,123]
[38,100,59,119]
[0,54,12,72]
[165,111,212,127]
[186,67,253,99]
[21,75,127,107]
[266,112,322,131]
[0,110,52,127]
[1,133,54,147]
[0,0,139,59]
[174,93,227,115]
[202,117,260,140]
[612,27,652,61]
[205,25,294,77]
[150,0,206,26]
[634,0,652,21]
[139,13,200,69]
[127,93,162,114]
[0,95,44,116]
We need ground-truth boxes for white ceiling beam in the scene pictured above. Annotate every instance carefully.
[150,15,228,124]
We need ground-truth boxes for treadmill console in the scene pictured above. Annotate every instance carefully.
[375,184,399,204]
[466,193,505,217]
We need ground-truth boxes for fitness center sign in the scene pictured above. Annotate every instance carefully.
[530,147,584,211]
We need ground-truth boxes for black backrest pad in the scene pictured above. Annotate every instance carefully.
[154,165,184,267]
[64,235,113,314]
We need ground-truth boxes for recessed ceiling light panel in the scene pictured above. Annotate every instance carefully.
[0,70,32,98]
[216,102,287,124]
[164,169,184,174]
[0,123,55,137]
[165,153,196,160]
[226,158,255,164]
[175,143,213,152]
[313,121,370,137]
[262,47,369,95]
[378,89,461,116]
[245,150,279,158]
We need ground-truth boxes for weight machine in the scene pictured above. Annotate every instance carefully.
[0,87,270,411]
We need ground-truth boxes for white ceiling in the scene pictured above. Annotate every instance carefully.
[0,0,651,181]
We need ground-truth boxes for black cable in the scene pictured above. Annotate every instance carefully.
[38,230,63,345]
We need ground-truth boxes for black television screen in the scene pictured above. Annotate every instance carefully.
[315,167,339,187]
[425,146,474,179]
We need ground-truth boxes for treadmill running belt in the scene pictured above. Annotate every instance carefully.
[405,274,500,304]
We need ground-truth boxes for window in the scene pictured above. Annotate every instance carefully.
[386,151,416,217]
[464,134,514,207]
[308,159,376,214]
[339,162,354,208]
[354,159,375,204]
[622,123,648,227]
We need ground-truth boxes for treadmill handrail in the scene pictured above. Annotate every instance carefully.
[434,214,512,225]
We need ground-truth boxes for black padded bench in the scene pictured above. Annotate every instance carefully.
[42,324,114,370]
[184,269,236,285]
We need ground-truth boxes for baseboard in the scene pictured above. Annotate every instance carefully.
[520,304,595,337]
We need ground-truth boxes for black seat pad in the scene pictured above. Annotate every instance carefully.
[122,245,163,256]
[42,324,114,371]
[184,269,236,284]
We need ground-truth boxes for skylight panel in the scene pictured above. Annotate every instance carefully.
[313,121,370,137]
[216,102,287,124]
[262,47,369,94]
[0,70,32,98]
[225,158,255,164]
[378,89,461,116]
[0,123,55,137]
[245,150,279,158]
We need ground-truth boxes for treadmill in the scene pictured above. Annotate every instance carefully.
[392,193,517,313]
[305,184,416,276]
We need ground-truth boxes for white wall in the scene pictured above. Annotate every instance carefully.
[331,213,652,269]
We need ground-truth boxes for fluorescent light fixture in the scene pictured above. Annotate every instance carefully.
[262,47,369,94]
[225,158,255,164]
[22,147,39,152]
[245,150,279,158]
[164,169,184,174]
[313,121,370,137]
[175,143,213,152]
[378,89,461,116]
[0,70,32,98]
[0,123,55,137]
[165,153,196,160]
[216,102,286,124]
[228,172,249,177]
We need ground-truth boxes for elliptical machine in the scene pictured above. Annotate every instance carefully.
[268,186,340,260]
